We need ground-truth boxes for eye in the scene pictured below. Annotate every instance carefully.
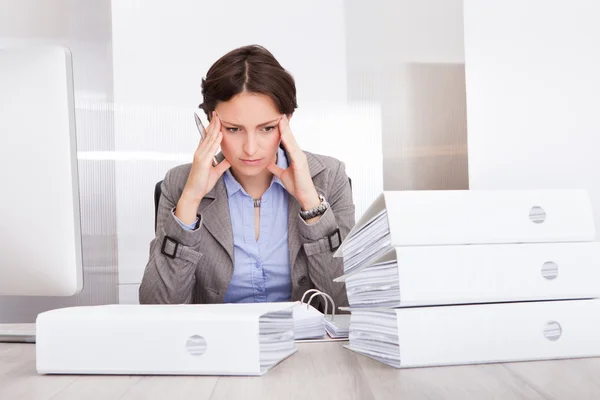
[225,127,240,133]
[262,126,277,133]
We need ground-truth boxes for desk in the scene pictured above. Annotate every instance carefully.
[2,342,600,399]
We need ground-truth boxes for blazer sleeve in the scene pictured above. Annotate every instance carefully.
[138,169,204,304]
[296,161,355,308]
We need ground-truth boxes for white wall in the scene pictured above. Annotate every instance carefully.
[110,0,384,303]
[345,0,465,68]
[345,0,468,191]
[464,0,600,236]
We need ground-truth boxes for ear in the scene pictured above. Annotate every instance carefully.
[286,113,293,121]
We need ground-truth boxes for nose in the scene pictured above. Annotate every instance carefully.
[243,132,258,157]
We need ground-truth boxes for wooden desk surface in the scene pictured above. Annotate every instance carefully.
[2,341,600,400]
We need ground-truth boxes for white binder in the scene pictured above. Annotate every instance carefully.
[337,241,600,307]
[346,299,600,368]
[36,303,297,376]
[334,190,596,258]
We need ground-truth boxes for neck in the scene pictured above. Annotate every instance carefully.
[231,168,273,200]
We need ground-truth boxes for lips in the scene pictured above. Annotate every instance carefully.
[241,158,263,166]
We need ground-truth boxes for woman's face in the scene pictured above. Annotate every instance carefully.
[215,92,283,178]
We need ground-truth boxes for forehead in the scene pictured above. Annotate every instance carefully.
[216,92,280,125]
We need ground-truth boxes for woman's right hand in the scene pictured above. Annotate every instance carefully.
[175,112,231,225]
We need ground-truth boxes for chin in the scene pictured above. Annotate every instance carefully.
[232,163,267,177]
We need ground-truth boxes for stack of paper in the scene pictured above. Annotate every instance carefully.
[324,315,351,338]
[258,309,297,371]
[291,303,325,340]
[334,190,600,368]
[336,210,391,275]
[346,309,400,367]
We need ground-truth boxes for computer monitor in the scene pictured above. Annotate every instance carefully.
[0,45,83,298]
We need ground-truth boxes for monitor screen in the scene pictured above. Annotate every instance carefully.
[0,45,83,296]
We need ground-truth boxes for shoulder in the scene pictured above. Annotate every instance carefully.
[304,150,346,175]
[303,150,350,188]
[160,163,193,201]
[303,151,353,207]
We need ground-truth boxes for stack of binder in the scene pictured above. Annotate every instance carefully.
[334,189,600,368]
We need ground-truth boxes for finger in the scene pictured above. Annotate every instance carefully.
[214,159,232,176]
[279,115,296,143]
[201,111,216,144]
[195,112,215,152]
[206,112,221,139]
[206,130,222,159]
[202,112,214,138]
[196,121,220,167]
[209,114,222,145]
[200,114,221,155]
[278,115,302,157]
[267,162,285,180]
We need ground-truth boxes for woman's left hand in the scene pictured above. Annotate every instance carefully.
[267,115,321,213]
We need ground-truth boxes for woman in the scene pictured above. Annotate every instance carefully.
[139,45,355,309]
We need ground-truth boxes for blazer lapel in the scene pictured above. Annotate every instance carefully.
[288,152,326,268]
[288,195,301,268]
[198,178,234,264]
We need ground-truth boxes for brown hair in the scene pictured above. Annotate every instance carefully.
[199,45,298,121]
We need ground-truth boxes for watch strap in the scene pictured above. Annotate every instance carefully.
[299,194,329,220]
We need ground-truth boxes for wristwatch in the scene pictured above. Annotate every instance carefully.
[299,194,329,220]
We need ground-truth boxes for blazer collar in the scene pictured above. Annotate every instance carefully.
[197,178,234,263]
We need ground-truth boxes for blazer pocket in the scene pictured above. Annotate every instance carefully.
[195,251,229,300]
[203,286,222,304]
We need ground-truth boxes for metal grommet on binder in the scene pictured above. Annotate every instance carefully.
[544,321,562,341]
[186,335,207,356]
[529,206,546,224]
[541,261,559,280]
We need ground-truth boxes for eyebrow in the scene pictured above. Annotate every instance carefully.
[220,118,280,127]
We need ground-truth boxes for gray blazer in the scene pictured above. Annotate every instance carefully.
[139,150,355,309]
